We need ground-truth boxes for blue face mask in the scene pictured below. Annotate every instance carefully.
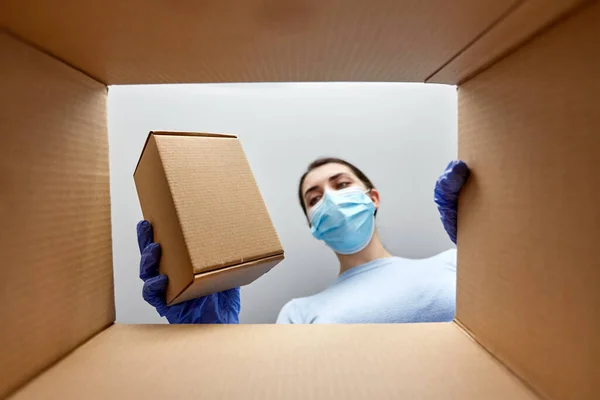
[308,187,376,255]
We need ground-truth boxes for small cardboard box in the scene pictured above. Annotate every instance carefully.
[134,131,284,304]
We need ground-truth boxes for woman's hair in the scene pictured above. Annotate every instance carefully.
[298,157,376,217]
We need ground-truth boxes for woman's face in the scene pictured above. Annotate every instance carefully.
[301,163,380,215]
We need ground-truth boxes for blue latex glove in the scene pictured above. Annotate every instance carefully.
[434,160,470,244]
[137,220,241,324]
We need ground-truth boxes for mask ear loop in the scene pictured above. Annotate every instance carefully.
[365,188,378,216]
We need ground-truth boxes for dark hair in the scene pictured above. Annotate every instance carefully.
[298,157,376,217]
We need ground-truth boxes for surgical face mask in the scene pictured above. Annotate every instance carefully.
[307,187,376,255]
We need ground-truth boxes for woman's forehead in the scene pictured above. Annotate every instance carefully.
[302,163,356,193]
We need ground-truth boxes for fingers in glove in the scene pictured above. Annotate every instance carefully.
[219,287,241,323]
[142,274,169,310]
[220,287,241,309]
[448,160,469,178]
[139,242,161,281]
[434,160,470,205]
[441,161,470,193]
[137,220,154,254]
[440,210,458,244]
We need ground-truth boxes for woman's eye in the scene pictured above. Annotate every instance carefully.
[338,182,350,189]
[309,196,321,206]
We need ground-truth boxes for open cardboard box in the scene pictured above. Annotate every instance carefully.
[1,0,598,399]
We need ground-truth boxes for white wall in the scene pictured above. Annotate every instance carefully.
[108,82,457,324]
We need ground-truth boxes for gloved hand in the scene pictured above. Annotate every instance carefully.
[434,160,470,244]
[137,220,241,324]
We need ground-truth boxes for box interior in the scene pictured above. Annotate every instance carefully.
[0,33,115,398]
[10,324,537,400]
[1,0,598,399]
[1,0,587,85]
[457,4,600,399]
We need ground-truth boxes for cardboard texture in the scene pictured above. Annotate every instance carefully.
[2,0,599,399]
[1,0,518,84]
[427,0,587,83]
[11,324,537,400]
[134,132,284,304]
[457,2,600,399]
[172,255,284,304]
[0,33,114,398]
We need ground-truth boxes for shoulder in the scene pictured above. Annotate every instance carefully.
[407,249,456,270]
[276,296,318,324]
[276,299,301,324]
[430,248,457,270]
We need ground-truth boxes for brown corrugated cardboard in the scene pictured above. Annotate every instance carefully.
[10,323,537,399]
[427,0,587,84]
[2,0,600,399]
[0,33,114,399]
[171,255,284,304]
[457,2,600,399]
[1,0,517,84]
[134,132,284,304]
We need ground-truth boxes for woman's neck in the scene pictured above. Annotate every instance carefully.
[337,231,393,275]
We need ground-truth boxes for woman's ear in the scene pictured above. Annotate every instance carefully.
[369,188,381,210]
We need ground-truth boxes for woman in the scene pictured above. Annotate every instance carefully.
[137,159,469,324]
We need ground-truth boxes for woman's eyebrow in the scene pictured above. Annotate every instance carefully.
[304,173,353,200]
[329,172,351,183]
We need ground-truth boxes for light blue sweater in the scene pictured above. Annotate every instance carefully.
[276,249,456,324]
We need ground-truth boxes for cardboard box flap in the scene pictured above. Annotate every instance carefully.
[10,323,538,399]
[456,2,600,399]
[0,33,114,399]
[2,0,519,84]
[427,0,587,83]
